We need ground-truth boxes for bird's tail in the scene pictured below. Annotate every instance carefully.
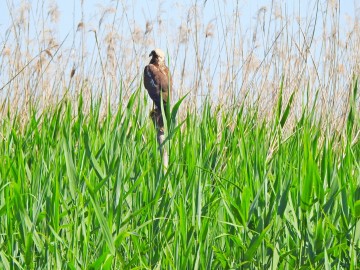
[150,107,164,132]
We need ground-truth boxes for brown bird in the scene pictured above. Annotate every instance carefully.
[143,48,172,111]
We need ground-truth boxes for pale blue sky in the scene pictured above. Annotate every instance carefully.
[1,0,357,50]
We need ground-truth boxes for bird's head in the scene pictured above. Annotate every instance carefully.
[149,48,165,63]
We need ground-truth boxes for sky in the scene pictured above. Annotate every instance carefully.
[1,0,357,50]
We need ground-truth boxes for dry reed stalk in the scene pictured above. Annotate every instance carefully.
[0,0,358,134]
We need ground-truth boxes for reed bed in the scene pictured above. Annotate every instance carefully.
[0,86,359,269]
[0,0,360,269]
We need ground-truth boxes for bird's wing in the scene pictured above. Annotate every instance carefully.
[144,64,171,108]
[160,65,171,96]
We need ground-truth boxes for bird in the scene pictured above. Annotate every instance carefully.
[143,49,172,131]
[143,48,172,112]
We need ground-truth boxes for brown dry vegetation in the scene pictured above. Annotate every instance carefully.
[0,0,359,131]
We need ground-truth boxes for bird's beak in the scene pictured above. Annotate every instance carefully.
[149,50,156,57]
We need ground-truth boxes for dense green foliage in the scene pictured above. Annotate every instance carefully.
[0,85,359,269]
